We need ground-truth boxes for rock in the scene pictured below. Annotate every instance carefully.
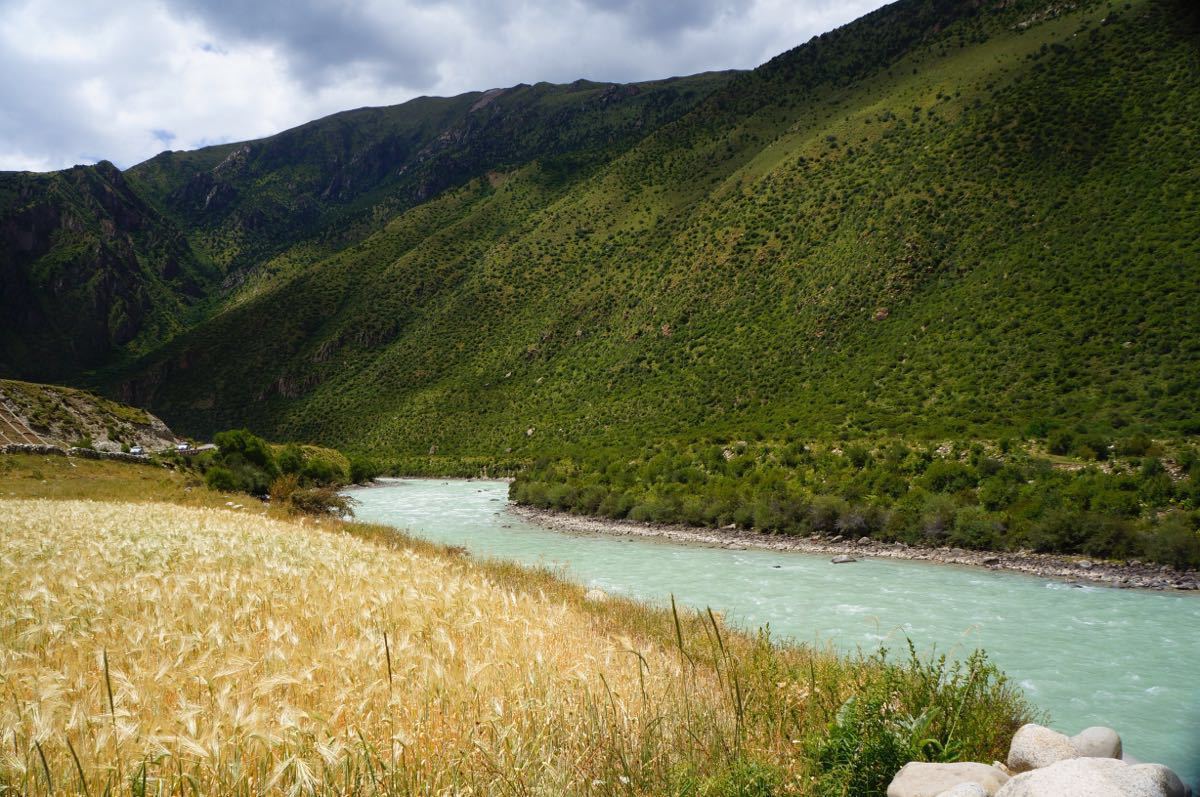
[583,588,608,603]
[982,556,1001,565]
[936,786,989,797]
[831,555,857,564]
[1078,560,1094,570]
[858,536,873,545]
[1071,726,1121,759]
[887,762,1010,797]
[995,757,1186,797]
[1007,723,1079,773]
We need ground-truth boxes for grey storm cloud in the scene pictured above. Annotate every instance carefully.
[164,0,441,88]
[579,0,752,39]
[0,0,886,172]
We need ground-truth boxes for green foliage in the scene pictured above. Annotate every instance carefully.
[71,0,1195,469]
[512,437,1200,567]
[808,646,1031,797]
[204,466,238,493]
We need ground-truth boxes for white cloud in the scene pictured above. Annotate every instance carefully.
[0,0,886,172]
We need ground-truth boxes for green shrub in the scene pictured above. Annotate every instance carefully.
[809,647,1032,797]
[205,466,238,492]
[1145,512,1200,570]
[348,455,383,483]
[287,487,357,519]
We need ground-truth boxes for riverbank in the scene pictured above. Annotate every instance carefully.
[511,504,1200,592]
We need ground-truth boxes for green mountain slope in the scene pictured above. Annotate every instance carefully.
[125,74,734,283]
[103,0,1199,457]
[0,162,214,378]
[0,72,733,382]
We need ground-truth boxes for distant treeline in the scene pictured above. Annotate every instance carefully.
[511,437,1200,569]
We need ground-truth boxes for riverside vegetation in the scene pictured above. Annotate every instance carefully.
[510,437,1200,570]
[0,455,1035,796]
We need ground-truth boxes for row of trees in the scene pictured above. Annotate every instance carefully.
[511,438,1200,569]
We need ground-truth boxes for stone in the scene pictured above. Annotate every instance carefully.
[887,762,1010,797]
[995,757,1187,797]
[858,536,873,545]
[1007,723,1078,773]
[831,555,857,564]
[1071,726,1121,759]
[583,588,608,603]
[936,786,989,797]
[982,556,1001,565]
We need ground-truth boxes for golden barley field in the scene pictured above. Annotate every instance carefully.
[0,498,736,795]
[0,489,1027,796]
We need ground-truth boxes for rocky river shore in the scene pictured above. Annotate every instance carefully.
[510,505,1200,592]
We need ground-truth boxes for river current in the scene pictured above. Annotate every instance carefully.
[349,478,1200,784]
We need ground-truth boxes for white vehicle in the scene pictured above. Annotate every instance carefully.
[175,442,190,452]
[129,445,144,455]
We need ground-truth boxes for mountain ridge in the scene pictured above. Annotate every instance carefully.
[1,0,1197,460]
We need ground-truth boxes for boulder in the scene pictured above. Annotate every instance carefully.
[937,785,989,797]
[995,757,1187,797]
[831,555,857,564]
[1007,723,1078,773]
[1071,726,1122,759]
[583,588,608,603]
[887,762,1010,797]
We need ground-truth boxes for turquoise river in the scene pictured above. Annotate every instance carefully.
[349,478,1200,785]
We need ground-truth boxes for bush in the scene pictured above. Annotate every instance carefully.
[810,495,848,533]
[348,456,383,484]
[1047,430,1074,455]
[205,466,238,492]
[277,444,304,475]
[1145,512,1200,570]
[949,507,1002,550]
[214,429,277,473]
[269,474,300,504]
[288,487,356,519]
[919,460,977,493]
[809,647,1032,797]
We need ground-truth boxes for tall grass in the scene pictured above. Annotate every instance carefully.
[0,499,1031,795]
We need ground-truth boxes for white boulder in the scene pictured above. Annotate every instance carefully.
[937,785,989,797]
[887,762,1010,797]
[583,588,608,603]
[1071,726,1122,759]
[995,757,1187,797]
[1007,723,1079,773]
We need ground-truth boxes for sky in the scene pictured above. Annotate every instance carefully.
[0,0,888,173]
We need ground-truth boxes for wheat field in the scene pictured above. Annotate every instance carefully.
[0,499,737,795]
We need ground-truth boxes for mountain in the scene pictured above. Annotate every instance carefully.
[2,0,1198,458]
[1,73,733,378]
[0,162,215,378]
[0,378,176,451]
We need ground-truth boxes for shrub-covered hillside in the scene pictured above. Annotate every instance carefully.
[103,0,1200,458]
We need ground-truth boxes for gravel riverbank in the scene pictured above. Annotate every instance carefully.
[510,505,1200,592]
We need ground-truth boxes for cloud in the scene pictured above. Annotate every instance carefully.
[0,0,886,172]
